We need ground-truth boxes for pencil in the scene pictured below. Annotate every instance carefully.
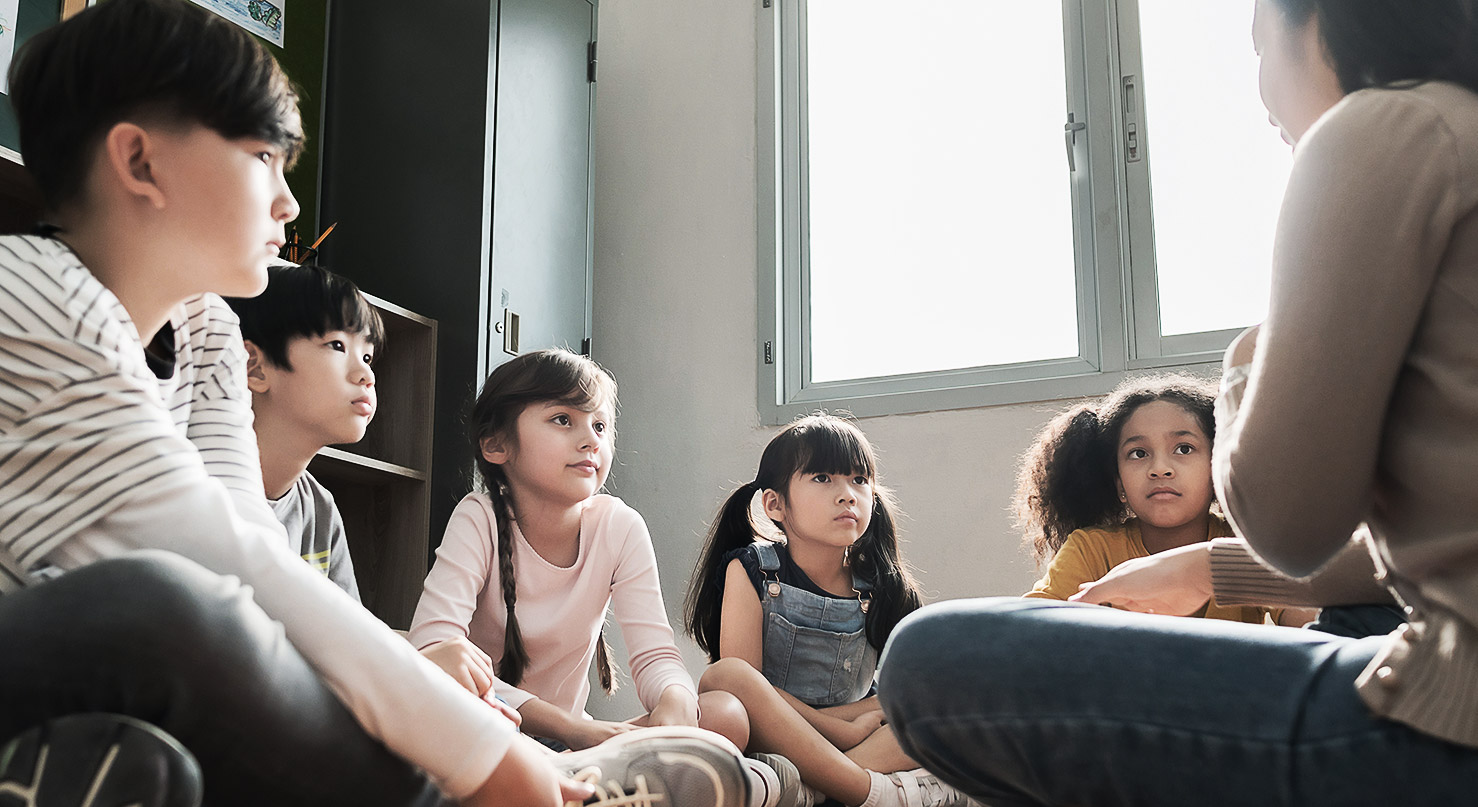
[309,222,338,250]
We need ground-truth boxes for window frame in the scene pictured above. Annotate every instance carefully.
[757,0,1242,423]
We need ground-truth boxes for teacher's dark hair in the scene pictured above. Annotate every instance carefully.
[1269,0,1478,93]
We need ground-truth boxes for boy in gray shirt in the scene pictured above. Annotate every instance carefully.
[227,263,380,599]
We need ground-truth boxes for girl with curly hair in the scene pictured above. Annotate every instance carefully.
[1015,375,1311,625]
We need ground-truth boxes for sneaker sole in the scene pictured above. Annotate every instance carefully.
[0,713,202,807]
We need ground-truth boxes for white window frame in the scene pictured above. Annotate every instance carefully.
[757,0,1243,423]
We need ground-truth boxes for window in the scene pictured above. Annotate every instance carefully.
[758,0,1293,420]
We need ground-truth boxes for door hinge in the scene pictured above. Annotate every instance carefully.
[581,337,591,356]
[588,40,598,83]
[763,341,774,365]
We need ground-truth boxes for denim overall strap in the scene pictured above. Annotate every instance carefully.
[753,542,878,707]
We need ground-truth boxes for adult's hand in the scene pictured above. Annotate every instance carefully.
[1070,543,1213,615]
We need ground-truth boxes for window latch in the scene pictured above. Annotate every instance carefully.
[1123,75,1142,163]
[1063,113,1087,172]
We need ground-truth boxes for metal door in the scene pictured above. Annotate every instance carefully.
[487,0,597,367]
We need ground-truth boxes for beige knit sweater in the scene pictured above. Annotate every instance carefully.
[1210,80,1478,749]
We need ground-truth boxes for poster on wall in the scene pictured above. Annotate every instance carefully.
[0,0,20,94]
[188,0,284,47]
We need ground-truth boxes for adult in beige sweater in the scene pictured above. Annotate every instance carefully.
[876,2,1478,805]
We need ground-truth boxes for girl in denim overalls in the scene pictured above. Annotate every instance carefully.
[684,415,975,807]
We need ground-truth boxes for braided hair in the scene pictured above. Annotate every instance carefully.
[468,349,622,692]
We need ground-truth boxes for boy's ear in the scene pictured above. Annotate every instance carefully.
[101,122,167,210]
[761,488,787,524]
[480,434,511,466]
[243,341,271,394]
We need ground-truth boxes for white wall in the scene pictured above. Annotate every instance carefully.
[588,0,1075,718]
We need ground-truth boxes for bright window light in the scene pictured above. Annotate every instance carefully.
[1137,0,1292,336]
[804,0,1077,383]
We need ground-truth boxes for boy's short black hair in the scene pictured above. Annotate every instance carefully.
[225,264,386,371]
[9,0,305,210]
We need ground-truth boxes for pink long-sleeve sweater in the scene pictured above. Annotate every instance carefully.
[409,492,697,716]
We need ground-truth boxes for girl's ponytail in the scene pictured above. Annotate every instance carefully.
[684,481,763,663]
[851,483,922,652]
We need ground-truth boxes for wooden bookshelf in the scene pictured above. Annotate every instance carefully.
[309,293,437,630]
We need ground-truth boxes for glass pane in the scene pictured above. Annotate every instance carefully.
[804,0,1078,384]
[1138,1,1293,336]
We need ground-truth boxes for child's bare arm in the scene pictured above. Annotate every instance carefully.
[516,696,634,750]
[818,695,880,721]
[717,559,764,667]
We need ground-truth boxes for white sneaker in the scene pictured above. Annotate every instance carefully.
[748,752,817,807]
[887,768,982,807]
[556,726,748,807]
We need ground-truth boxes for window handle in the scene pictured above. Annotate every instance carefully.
[1064,112,1087,172]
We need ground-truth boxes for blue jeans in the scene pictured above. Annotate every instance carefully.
[877,598,1478,807]
[0,551,450,806]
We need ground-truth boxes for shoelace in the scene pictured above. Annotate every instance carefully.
[891,769,968,807]
[913,775,955,807]
[564,765,666,807]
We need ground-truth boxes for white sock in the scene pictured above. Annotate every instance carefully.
[743,757,781,807]
[859,770,896,807]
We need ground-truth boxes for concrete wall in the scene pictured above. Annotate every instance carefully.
[587,0,1076,717]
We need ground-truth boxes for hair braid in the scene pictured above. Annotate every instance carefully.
[595,629,619,694]
[486,474,529,686]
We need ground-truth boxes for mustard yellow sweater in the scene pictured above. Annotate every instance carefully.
[1024,515,1277,625]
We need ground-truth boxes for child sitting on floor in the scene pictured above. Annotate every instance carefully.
[686,414,977,807]
[1016,375,1313,625]
[226,263,382,599]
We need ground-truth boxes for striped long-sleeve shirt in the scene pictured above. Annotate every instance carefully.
[0,236,512,798]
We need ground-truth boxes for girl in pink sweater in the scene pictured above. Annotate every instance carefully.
[409,349,746,752]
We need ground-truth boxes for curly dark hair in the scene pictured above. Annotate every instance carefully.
[1014,375,1218,566]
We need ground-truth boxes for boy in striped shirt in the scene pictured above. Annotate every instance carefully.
[0,1,746,805]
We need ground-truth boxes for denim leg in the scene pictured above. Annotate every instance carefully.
[1305,603,1408,639]
[877,597,1478,807]
[0,551,450,807]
